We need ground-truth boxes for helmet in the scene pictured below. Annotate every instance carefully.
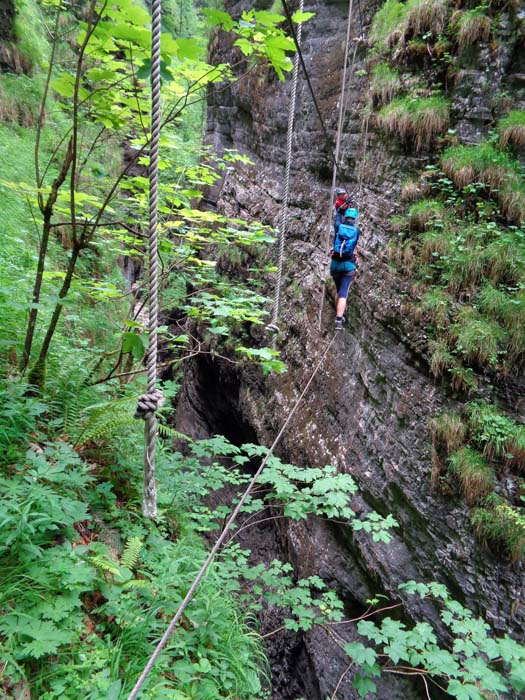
[344,207,358,220]
[335,187,347,196]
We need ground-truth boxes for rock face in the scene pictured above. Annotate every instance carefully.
[175,1,525,697]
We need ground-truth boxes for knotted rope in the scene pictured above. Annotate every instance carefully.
[267,0,304,336]
[135,0,163,519]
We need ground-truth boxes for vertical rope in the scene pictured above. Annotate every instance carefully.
[267,0,304,334]
[143,0,162,519]
[317,0,355,330]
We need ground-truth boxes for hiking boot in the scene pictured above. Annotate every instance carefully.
[335,317,344,330]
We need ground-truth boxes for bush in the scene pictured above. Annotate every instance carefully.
[448,447,494,504]
[471,494,525,562]
[378,95,450,151]
[498,110,525,148]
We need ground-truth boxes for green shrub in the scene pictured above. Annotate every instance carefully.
[449,307,507,367]
[498,110,525,148]
[370,62,401,105]
[448,447,494,504]
[471,494,525,562]
[378,95,450,151]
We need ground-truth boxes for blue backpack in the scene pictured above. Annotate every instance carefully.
[332,222,359,261]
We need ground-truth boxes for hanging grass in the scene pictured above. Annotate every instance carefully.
[479,233,525,287]
[449,307,508,367]
[498,110,525,148]
[431,411,466,452]
[449,365,478,394]
[407,198,448,230]
[448,447,494,505]
[441,142,525,223]
[450,7,491,51]
[378,95,450,151]
[369,0,409,52]
[370,62,401,105]
[405,0,449,38]
[420,227,456,264]
[429,338,454,376]
[471,494,525,562]
[466,401,516,460]
[419,288,451,327]
[401,176,431,201]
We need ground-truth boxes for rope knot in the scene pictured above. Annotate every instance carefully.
[134,388,164,420]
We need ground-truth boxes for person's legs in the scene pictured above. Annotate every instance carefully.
[334,271,355,321]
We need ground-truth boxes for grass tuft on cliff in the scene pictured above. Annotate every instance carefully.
[498,110,525,148]
[471,495,525,562]
[448,447,494,504]
[441,142,525,223]
[369,62,401,105]
[378,95,450,151]
[450,7,491,50]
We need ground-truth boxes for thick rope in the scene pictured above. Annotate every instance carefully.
[268,0,304,335]
[138,0,162,519]
[318,0,355,331]
[126,332,337,700]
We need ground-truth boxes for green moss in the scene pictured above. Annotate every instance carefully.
[378,95,450,151]
[448,447,494,505]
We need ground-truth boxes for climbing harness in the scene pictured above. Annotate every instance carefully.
[133,0,163,519]
[318,0,357,331]
[126,332,337,700]
[267,0,304,337]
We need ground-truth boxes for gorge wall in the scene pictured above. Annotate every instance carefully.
[175,1,525,697]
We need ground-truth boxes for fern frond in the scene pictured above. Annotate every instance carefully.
[120,536,143,571]
[158,422,193,442]
[75,397,138,446]
[90,554,121,576]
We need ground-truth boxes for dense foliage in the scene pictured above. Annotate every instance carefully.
[2,0,525,698]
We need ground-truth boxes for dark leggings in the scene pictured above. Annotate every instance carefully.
[331,270,355,299]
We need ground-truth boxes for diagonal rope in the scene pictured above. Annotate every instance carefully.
[126,331,338,700]
[318,0,356,331]
[268,0,304,335]
[140,0,162,519]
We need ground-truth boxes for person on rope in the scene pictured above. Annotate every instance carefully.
[334,187,354,232]
[330,207,360,330]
